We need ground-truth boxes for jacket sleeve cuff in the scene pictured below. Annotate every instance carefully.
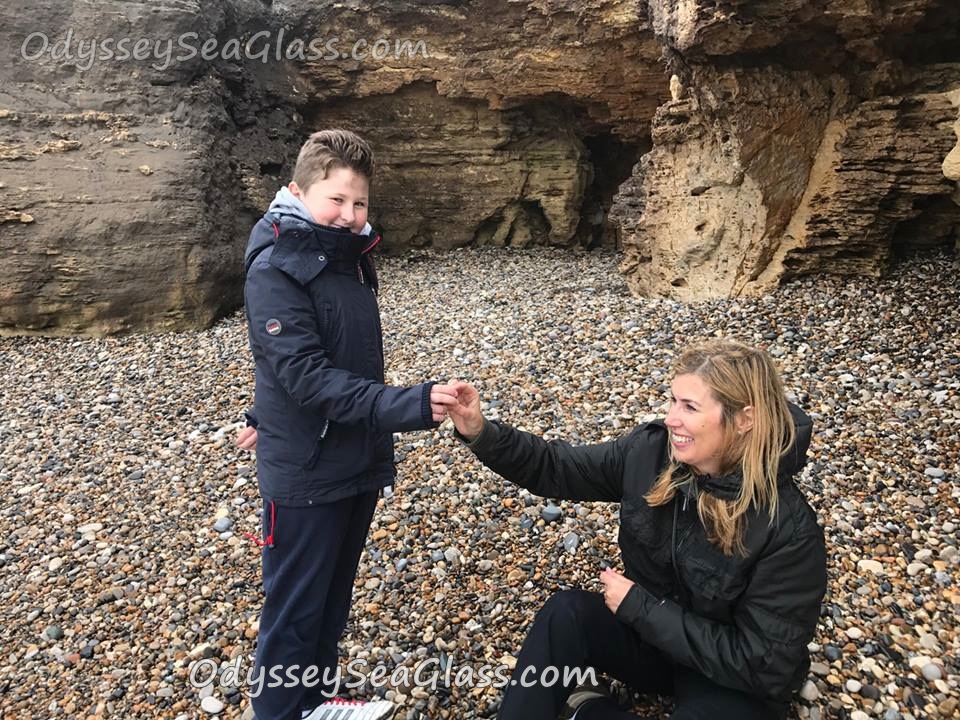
[420,381,439,428]
[244,411,259,429]
[454,417,496,453]
[615,581,661,630]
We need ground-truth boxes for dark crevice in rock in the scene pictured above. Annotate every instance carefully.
[580,132,646,249]
[881,0,960,64]
[301,85,646,252]
[891,195,960,255]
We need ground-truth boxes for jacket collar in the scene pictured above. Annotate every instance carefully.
[691,469,742,501]
[265,213,380,286]
[268,213,376,262]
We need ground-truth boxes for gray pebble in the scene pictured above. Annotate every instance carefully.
[213,517,233,533]
[541,504,562,522]
[200,696,224,714]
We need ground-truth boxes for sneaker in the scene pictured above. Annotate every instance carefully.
[301,699,396,720]
[559,684,610,720]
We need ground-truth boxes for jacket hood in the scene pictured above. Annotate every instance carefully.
[692,401,813,501]
[780,401,813,480]
[266,186,373,237]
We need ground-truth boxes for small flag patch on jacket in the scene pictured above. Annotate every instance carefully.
[265,319,282,335]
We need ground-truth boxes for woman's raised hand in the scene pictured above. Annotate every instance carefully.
[441,380,485,441]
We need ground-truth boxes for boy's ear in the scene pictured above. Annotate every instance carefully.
[735,406,755,434]
[288,181,302,198]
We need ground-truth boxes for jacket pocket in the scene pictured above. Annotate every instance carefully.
[680,553,750,622]
[304,419,331,469]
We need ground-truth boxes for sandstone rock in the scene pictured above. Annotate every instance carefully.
[612,66,831,299]
[0,0,299,334]
[612,0,960,300]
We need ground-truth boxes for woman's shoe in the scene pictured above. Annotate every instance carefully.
[559,684,611,720]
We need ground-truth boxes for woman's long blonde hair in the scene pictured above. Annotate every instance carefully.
[645,340,796,556]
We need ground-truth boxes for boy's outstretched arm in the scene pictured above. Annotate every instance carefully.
[237,386,456,450]
[246,264,452,433]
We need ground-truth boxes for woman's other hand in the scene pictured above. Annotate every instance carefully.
[600,567,635,614]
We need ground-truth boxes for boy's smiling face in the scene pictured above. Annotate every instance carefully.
[289,166,370,233]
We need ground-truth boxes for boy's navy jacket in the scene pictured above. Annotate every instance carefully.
[243,202,437,506]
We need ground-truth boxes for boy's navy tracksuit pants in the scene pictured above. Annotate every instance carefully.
[251,490,379,720]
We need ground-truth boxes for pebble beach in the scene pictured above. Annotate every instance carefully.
[0,247,957,720]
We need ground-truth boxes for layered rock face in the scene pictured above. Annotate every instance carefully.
[612,0,960,299]
[1,0,958,332]
[946,89,960,206]
[0,0,664,334]
[0,0,302,334]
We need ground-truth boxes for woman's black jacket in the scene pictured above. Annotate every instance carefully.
[462,403,826,701]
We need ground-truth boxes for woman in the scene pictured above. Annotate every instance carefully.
[438,340,827,720]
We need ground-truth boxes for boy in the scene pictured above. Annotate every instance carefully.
[238,129,454,720]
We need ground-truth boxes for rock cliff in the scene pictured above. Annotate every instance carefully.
[1,0,957,332]
[611,0,960,298]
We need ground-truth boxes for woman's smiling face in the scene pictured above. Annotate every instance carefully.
[664,373,729,476]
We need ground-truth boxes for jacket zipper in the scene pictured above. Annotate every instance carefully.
[671,484,695,606]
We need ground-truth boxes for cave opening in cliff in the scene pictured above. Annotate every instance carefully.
[884,0,960,64]
[303,84,645,251]
[580,132,646,249]
[890,195,960,256]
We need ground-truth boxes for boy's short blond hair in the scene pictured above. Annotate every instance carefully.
[292,129,374,190]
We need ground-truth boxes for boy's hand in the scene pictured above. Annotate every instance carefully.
[236,426,258,450]
[430,383,460,422]
[443,380,485,440]
[600,567,635,614]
